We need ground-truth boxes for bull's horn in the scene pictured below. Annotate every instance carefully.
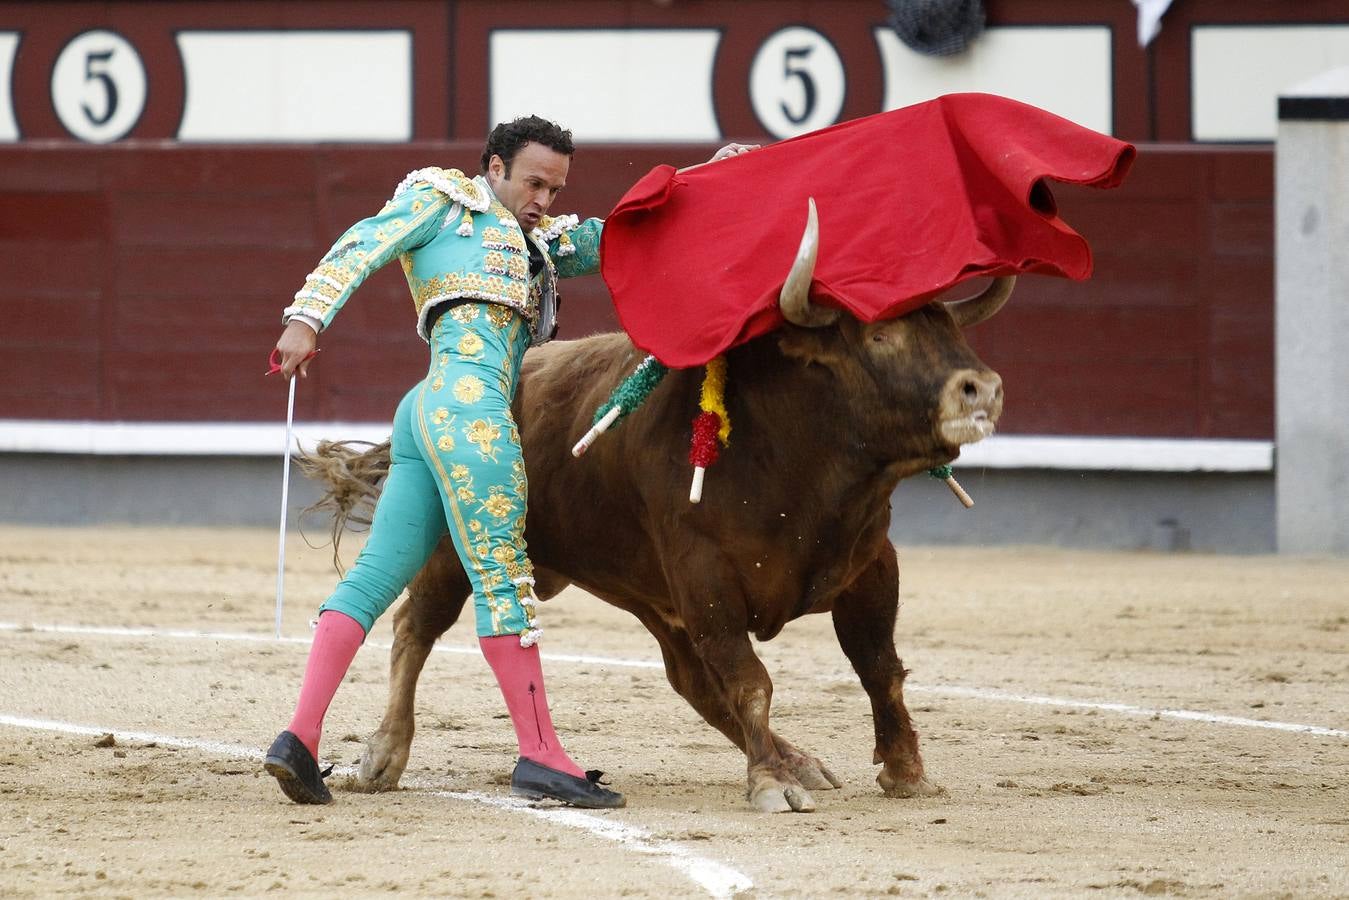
[944,276,1016,328]
[779,198,837,328]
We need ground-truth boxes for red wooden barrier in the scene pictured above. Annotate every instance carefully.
[0,143,1271,438]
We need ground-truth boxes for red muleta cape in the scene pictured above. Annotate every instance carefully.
[599,92,1135,368]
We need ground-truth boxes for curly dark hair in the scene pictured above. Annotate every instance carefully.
[480,115,575,175]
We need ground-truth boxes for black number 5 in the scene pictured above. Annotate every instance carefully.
[781,46,817,125]
[82,49,119,126]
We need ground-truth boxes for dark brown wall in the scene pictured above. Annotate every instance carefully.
[0,143,1272,438]
[969,147,1273,439]
[0,142,669,425]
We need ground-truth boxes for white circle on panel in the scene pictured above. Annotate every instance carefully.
[749,26,845,139]
[51,30,148,143]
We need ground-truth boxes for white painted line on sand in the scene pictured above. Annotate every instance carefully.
[0,621,318,646]
[0,714,268,759]
[438,792,753,900]
[902,683,1349,738]
[0,712,753,899]
[3,621,1344,739]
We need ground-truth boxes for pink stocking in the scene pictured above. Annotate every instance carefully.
[479,634,584,778]
[286,610,366,758]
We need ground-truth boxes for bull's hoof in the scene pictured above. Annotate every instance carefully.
[749,779,816,813]
[877,771,943,798]
[774,738,843,791]
[788,754,842,791]
[357,731,410,792]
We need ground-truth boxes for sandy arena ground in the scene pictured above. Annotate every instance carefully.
[0,524,1346,898]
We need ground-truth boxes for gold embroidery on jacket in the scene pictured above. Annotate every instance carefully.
[483,250,508,276]
[481,226,527,253]
[414,272,528,312]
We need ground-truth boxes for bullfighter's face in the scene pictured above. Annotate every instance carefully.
[487,141,570,232]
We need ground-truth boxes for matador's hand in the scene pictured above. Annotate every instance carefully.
[708,142,760,163]
[274,320,318,380]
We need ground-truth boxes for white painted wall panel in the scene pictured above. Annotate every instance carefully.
[1193,25,1349,141]
[490,30,721,141]
[875,26,1113,135]
[0,420,1273,471]
[0,33,19,141]
[176,31,411,142]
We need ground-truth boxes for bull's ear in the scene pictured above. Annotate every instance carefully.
[776,322,847,366]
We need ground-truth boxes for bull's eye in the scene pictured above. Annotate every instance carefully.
[871,332,886,343]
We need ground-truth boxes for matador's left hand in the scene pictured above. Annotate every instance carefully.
[708,142,760,163]
[676,142,762,174]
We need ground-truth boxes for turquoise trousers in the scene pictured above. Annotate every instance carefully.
[319,302,540,643]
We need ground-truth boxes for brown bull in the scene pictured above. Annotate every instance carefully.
[305,211,1011,812]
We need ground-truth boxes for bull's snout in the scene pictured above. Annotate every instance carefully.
[936,368,1003,446]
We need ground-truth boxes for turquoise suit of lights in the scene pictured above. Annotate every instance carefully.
[282,167,603,645]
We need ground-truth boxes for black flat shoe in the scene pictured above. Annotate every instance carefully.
[510,758,626,809]
[263,730,333,805]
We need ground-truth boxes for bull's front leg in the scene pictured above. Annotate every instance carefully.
[627,603,841,793]
[830,548,940,798]
[696,630,817,812]
[358,538,469,790]
[677,576,816,813]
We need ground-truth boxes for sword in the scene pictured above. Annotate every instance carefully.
[267,348,317,639]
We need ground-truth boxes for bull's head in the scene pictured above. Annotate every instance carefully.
[776,199,1009,472]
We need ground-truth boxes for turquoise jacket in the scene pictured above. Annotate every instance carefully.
[283,167,603,344]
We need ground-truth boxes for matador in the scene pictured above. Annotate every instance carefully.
[262,114,752,810]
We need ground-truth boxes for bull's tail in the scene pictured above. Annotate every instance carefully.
[296,439,392,569]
